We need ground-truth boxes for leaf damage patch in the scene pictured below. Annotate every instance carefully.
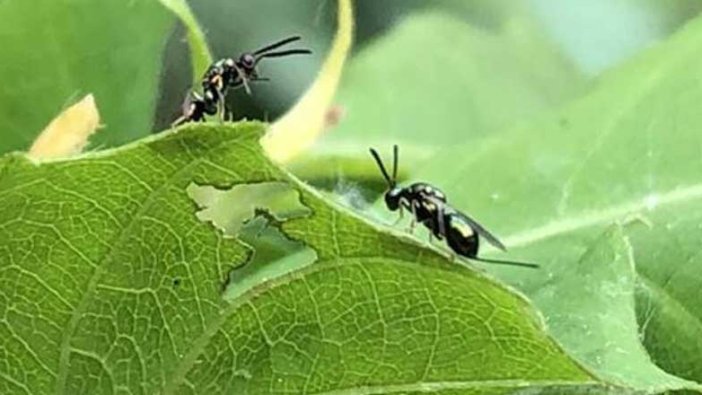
[188,181,317,299]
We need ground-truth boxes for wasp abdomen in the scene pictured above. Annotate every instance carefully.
[444,213,479,257]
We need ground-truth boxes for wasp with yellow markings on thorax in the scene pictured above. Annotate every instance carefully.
[173,36,312,126]
[369,145,538,269]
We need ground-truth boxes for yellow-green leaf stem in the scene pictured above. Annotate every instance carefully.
[263,0,354,163]
[158,0,214,85]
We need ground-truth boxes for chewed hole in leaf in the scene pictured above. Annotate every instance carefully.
[226,215,316,301]
[188,181,311,234]
[187,181,316,299]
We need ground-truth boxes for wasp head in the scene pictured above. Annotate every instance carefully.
[384,187,403,211]
[237,53,257,74]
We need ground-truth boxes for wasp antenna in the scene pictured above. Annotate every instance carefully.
[255,49,312,68]
[257,49,312,60]
[253,36,303,56]
[369,148,394,187]
[473,257,539,269]
[256,49,312,64]
[392,145,399,185]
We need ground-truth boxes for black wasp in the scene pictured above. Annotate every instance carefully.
[173,36,312,126]
[369,145,538,269]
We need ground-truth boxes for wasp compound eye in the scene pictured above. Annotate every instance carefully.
[240,54,256,69]
[385,188,402,211]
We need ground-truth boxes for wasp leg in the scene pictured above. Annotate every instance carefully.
[171,116,186,129]
[406,202,418,234]
[222,98,234,122]
[214,89,226,123]
[172,91,197,128]
[219,100,227,123]
[392,206,404,226]
[233,64,252,95]
[437,209,446,238]
[415,216,434,243]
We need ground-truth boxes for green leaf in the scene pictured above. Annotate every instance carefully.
[414,13,702,392]
[0,0,174,153]
[313,10,584,171]
[630,198,702,385]
[543,225,691,389]
[0,123,615,394]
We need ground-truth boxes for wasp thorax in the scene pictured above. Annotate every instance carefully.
[385,187,403,211]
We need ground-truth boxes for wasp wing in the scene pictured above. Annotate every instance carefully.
[429,198,507,252]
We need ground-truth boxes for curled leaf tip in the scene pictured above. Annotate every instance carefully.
[263,0,354,163]
[29,94,101,159]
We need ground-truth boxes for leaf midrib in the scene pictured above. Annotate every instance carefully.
[502,183,702,249]
[309,379,612,395]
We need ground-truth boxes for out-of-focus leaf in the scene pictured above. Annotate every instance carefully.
[541,225,697,389]
[29,94,100,159]
[263,0,354,163]
[310,10,584,175]
[529,0,702,75]
[413,13,702,391]
[0,0,173,153]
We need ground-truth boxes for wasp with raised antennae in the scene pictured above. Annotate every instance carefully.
[174,35,312,126]
[369,145,538,269]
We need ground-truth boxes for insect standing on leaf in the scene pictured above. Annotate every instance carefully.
[369,145,538,269]
[173,36,312,126]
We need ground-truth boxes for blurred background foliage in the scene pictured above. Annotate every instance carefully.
[0,0,700,155]
[2,0,701,261]
[155,0,702,134]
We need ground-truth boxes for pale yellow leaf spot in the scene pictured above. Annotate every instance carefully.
[29,94,101,159]
[262,0,354,163]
